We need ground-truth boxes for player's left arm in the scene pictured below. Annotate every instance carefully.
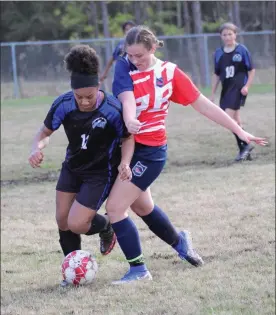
[241,46,256,95]
[170,67,266,146]
[119,134,134,181]
[191,94,266,146]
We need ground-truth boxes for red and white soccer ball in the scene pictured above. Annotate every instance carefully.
[61,250,98,286]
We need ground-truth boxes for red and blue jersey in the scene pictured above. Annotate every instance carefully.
[113,57,200,146]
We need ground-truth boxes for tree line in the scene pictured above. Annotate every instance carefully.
[1,1,275,42]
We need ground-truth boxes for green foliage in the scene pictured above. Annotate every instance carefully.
[109,12,134,37]
[203,21,225,33]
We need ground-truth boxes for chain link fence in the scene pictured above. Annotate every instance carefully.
[1,31,275,100]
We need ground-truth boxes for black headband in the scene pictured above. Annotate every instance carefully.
[71,72,99,89]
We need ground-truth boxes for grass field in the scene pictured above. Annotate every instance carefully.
[1,92,275,315]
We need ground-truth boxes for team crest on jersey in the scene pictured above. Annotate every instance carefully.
[156,77,164,87]
[132,161,147,177]
[232,54,242,62]
[92,117,107,129]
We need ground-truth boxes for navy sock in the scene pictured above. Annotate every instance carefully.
[233,133,247,150]
[140,205,179,247]
[85,214,108,235]
[111,217,145,267]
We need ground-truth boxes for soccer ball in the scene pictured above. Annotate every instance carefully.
[61,250,98,286]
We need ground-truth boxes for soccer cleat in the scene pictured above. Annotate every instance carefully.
[60,279,69,287]
[177,230,204,267]
[99,223,116,255]
[239,144,254,161]
[112,269,153,285]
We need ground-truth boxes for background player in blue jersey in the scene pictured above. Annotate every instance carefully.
[211,22,256,161]
[99,20,136,84]
[28,45,134,286]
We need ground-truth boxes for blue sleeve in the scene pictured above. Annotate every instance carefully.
[44,96,75,130]
[112,57,134,98]
[100,96,129,139]
[241,45,254,71]
[214,48,223,75]
[112,41,123,61]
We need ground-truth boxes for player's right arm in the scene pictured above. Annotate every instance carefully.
[211,74,220,102]
[29,96,65,168]
[211,49,222,102]
[28,124,53,168]
[112,57,142,134]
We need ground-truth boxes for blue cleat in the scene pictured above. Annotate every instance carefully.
[112,269,153,285]
[176,230,204,267]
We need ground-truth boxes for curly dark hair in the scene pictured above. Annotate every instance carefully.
[64,45,99,75]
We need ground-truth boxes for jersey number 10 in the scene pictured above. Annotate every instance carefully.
[225,66,235,79]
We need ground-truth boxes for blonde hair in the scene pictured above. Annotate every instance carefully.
[125,25,164,51]
[219,22,238,34]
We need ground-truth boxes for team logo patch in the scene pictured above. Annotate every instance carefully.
[92,117,107,129]
[156,77,164,87]
[232,54,242,62]
[132,161,147,177]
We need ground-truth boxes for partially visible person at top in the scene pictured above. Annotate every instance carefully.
[99,20,136,84]
[211,22,256,162]
[105,25,267,284]
[28,44,134,287]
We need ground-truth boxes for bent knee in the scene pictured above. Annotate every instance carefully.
[67,217,90,234]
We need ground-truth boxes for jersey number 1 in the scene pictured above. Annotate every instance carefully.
[81,134,89,150]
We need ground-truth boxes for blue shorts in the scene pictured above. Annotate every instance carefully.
[56,162,117,210]
[130,143,167,191]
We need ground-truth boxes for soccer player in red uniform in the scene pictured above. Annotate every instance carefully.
[107,26,266,284]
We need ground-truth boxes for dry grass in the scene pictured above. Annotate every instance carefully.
[1,93,275,315]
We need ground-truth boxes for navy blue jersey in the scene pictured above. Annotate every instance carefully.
[112,56,137,97]
[112,39,125,61]
[44,90,127,173]
[214,44,254,90]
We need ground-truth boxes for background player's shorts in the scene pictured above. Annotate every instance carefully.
[56,162,118,210]
[220,86,247,111]
[130,143,167,191]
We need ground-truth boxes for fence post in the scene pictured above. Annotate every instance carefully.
[11,44,20,98]
[203,35,210,88]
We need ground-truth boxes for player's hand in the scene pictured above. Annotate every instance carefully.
[237,130,268,146]
[241,86,249,96]
[28,149,44,168]
[126,118,142,134]
[118,162,132,181]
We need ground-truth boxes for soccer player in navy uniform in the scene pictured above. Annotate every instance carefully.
[99,20,136,83]
[28,45,134,286]
[211,23,256,161]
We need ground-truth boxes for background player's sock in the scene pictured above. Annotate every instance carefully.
[140,205,179,247]
[233,133,248,151]
[59,229,81,256]
[85,213,109,235]
[112,217,146,267]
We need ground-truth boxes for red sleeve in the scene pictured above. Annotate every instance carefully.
[170,67,200,106]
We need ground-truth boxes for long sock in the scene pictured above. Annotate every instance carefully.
[85,213,108,235]
[59,229,81,256]
[140,205,180,247]
[233,133,247,151]
[112,217,146,269]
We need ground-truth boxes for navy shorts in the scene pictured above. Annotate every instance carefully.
[56,162,117,210]
[130,143,167,191]
[220,86,246,111]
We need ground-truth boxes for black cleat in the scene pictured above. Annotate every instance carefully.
[99,223,116,255]
[235,144,254,162]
